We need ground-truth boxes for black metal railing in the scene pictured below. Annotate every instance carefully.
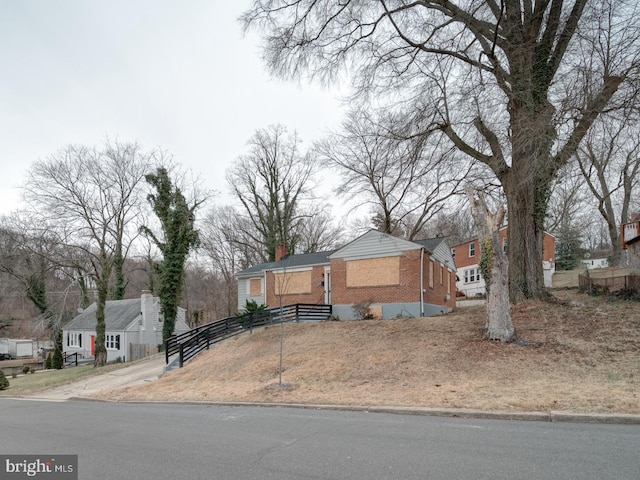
[63,352,79,367]
[165,303,332,368]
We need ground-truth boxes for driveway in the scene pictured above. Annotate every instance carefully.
[22,354,166,401]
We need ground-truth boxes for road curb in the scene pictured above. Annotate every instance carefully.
[83,398,640,425]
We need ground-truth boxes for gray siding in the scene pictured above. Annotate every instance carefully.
[237,276,265,311]
[332,302,451,320]
[431,241,456,271]
[331,230,420,261]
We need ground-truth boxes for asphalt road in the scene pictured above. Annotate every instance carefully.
[1,399,638,480]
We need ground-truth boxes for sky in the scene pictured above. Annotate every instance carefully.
[0,0,347,216]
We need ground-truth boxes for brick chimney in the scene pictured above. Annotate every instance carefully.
[275,243,288,261]
[140,290,156,332]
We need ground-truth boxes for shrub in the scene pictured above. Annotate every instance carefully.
[237,299,270,326]
[352,300,375,320]
[44,353,52,370]
[52,347,63,370]
[22,366,31,375]
[0,370,9,390]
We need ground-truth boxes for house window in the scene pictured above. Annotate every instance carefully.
[68,332,82,348]
[464,268,480,283]
[105,334,120,350]
[451,248,456,258]
[469,242,475,257]
[503,238,508,253]
[429,260,434,288]
[440,265,444,285]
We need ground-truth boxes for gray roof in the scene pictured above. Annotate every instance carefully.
[236,250,336,277]
[65,298,142,331]
[236,235,448,277]
[413,237,446,253]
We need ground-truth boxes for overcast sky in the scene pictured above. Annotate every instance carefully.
[0,0,347,216]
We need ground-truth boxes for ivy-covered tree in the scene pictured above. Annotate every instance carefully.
[142,167,203,343]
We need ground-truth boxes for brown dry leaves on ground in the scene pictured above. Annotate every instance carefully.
[95,291,640,413]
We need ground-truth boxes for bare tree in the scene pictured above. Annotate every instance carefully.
[199,206,246,317]
[317,109,473,240]
[575,116,640,265]
[546,163,591,234]
[296,206,344,253]
[227,124,326,261]
[0,213,66,362]
[420,207,477,246]
[22,141,154,367]
[242,0,640,302]
[466,186,513,342]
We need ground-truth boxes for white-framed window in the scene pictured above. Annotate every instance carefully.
[428,260,434,288]
[451,248,456,258]
[503,238,508,253]
[469,242,475,257]
[105,334,120,350]
[464,268,481,283]
[67,332,82,348]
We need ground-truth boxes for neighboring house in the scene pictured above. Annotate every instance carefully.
[452,227,556,297]
[622,215,640,274]
[581,250,610,270]
[235,230,457,320]
[63,291,189,362]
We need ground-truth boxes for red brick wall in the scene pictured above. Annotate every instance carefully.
[542,232,555,263]
[454,229,555,268]
[452,239,479,269]
[264,266,326,306]
[262,251,457,311]
[331,251,455,309]
[425,260,457,310]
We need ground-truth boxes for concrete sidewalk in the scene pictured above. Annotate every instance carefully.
[22,354,167,401]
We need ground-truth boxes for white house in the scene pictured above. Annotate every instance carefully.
[581,251,610,270]
[63,291,189,362]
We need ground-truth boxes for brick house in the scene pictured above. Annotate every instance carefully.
[622,215,640,274]
[451,227,556,297]
[235,230,457,319]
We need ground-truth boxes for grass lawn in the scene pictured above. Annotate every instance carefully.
[91,290,640,414]
[0,362,129,396]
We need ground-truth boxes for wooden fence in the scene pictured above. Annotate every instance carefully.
[578,274,640,293]
[128,343,158,362]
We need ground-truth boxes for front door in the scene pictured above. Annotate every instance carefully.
[90,335,95,356]
[324,269,331,304]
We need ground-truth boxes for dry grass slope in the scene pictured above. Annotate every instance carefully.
[96,291,640,413]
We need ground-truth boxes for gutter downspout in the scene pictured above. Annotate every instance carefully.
[420,248,425,317]
[263,270,268,307]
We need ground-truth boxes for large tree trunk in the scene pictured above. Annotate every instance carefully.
[467,187,514,342]
[504,177,547,303]
[94,283,108,367]
[93,266,110,367]
[485,232,514,342]
[504,95,555,303]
